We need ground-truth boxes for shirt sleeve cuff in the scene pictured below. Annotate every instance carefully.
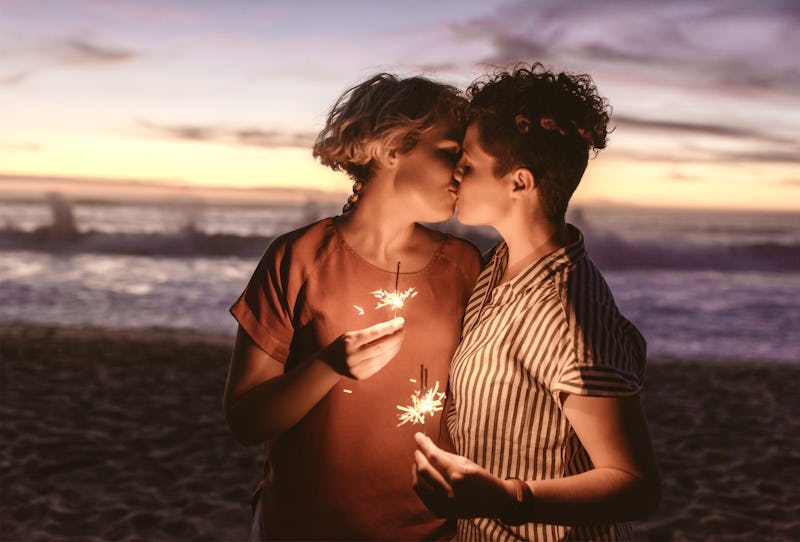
[553,364,643,397]
[230,296,291,363]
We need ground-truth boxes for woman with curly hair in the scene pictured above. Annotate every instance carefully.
[224,74,481,540]
[412,63,661,541]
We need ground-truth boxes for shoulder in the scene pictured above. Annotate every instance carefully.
[264,217,339,261]
[555,256,647,364]
[255,218,341,285]
[419,225,483,282]
[555,253,613,306]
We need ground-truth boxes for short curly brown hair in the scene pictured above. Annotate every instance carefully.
[467,63,611,220]
[313,73,467,185]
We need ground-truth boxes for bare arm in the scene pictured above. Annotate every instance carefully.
[523,394,661,524]
[224,317,405,445]
[413,394,660,525]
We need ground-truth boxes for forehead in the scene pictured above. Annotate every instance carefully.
[462,123,491,158]
[423,116,464,144]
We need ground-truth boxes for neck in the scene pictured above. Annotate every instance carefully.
[495,212,569,283]
[337,180,418,268]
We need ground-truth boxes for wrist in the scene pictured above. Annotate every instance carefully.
[501,478,534,526]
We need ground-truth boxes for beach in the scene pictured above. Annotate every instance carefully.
[1,324,798,541]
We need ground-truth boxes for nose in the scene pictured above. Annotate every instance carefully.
[453,157,465,182]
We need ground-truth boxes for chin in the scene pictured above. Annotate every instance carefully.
[424,210,455,223]
[455,207,478,226]
[419,203,455,223]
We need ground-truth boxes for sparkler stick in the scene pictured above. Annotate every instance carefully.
[393,261,400,318]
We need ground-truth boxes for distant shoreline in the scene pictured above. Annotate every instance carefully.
[0,172,348,206]
[2,172,798,213]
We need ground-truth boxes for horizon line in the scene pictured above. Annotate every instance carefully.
[0,172,797,214]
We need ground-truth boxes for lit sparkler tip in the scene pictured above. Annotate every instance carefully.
[396,380,445,427]
[372,287,418,311]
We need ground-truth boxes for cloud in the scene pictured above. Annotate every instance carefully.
[0,140,43,151]
[0,38,138,85]
[137,121,316,150]
[55,39,137,65]
[450,0,800,96]
[613,115,797,145]
[0,69,33,86]
[621,147,800,165]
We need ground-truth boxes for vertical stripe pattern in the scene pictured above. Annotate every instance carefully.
[448,225,646,541]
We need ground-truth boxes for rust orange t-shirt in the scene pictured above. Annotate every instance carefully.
[230,217,481,540]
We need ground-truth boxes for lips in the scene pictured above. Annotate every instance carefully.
[448,179,460,196]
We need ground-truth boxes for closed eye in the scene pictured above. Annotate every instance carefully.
[439,148,462,165]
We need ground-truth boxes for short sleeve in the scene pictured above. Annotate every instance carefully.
[553,263,646,398]
[230,236,296,362]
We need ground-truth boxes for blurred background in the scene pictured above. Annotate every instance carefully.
[1,0,798,361]
[2,2,799,540]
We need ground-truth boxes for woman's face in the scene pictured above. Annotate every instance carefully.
[453,122,512,226]
[391,118,463,223]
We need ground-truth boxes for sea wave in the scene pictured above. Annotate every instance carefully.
[583,232,800,272]
[1,225,798,272]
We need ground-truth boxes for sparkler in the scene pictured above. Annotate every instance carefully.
[371,287,418,313]
[371,261,417,318]
[396,364,445,427]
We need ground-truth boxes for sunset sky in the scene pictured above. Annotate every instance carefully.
[1,0,799,210]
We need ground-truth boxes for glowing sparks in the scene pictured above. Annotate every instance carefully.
[372,287,418,311]
[396,381,445,427]
[353,305,365,315]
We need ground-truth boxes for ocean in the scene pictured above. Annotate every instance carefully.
[1,197,798,363]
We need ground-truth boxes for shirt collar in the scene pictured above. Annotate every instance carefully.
[486,224,586,305]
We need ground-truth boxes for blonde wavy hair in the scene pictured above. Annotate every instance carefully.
[313,73,466,198]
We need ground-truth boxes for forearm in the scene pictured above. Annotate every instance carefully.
[518,466,660,525]
[226,354,342,444]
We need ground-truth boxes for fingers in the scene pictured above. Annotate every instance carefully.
[414,450,454,498]
[350,317,405,348]
[415,433,455,491]
[416,432,470,485]
[415,432,452,472]
[346,324,405,380]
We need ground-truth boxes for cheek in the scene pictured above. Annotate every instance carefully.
[460,177,504,216]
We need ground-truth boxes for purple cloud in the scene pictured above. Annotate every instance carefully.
[56,39,137,65]
[137,121,316,150]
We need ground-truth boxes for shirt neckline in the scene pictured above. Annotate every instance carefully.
[488,224,586,302]
[329,216,449,275]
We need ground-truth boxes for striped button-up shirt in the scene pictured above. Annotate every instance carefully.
[447,225,646,541]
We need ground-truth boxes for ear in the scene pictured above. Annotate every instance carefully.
[510,167,535,198]
[384,148,399,168]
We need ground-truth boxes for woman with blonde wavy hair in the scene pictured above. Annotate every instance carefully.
[223,73,481,540]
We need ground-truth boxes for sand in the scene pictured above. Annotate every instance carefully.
[1,325,798,541]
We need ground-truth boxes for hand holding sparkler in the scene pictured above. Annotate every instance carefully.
[320,317,406,380]
[412,433,520,520]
